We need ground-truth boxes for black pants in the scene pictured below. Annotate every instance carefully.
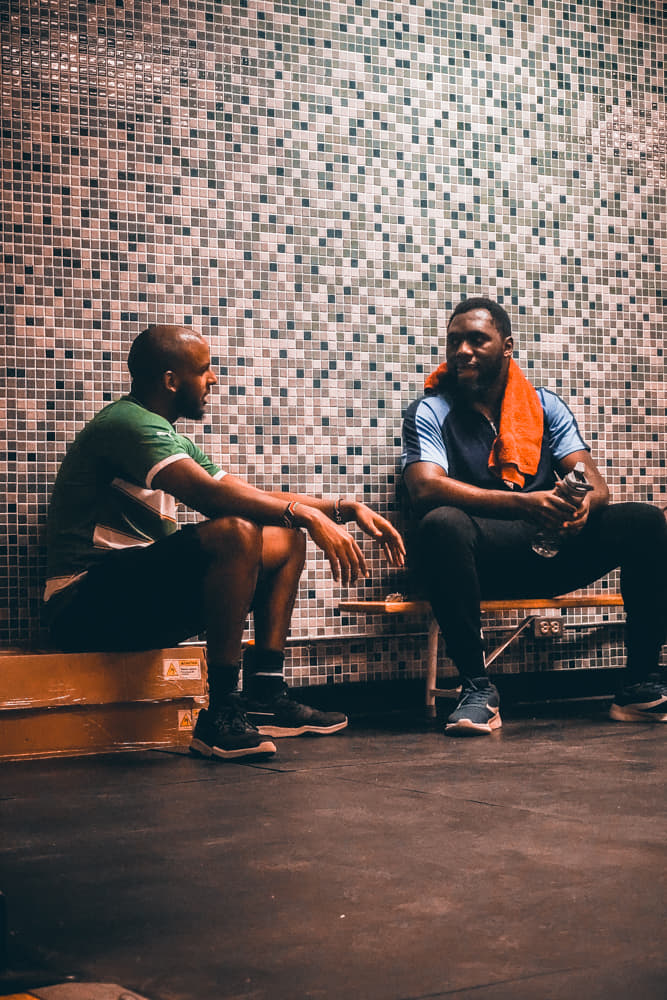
[414,502,667,684]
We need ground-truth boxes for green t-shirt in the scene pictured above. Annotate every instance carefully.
[45,395,223,598]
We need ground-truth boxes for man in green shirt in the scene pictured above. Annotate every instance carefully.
[45,324,406,761]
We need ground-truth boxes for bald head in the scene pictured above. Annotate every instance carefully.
[126,324,216,422]
[127,325,205,393]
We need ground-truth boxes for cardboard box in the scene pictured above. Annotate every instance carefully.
[0,646,209,761]
[0,646,208,711]
[0,698,206,761]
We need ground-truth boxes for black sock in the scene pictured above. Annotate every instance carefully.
[243,647,285,698]
[207,663,240,712]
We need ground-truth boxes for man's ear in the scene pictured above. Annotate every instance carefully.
[163,369,179,393]
[504,336,514,358]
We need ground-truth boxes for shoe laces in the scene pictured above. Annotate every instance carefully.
[629,675,667,698]
[459,679,494,707]
[214,698,256,734]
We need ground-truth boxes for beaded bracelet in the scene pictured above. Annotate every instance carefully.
[282,501,299,528]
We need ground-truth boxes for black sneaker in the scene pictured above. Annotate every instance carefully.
[445,677,502,736]
[609,676,667,723]
[190,699,277,760]
[244,682,348,738]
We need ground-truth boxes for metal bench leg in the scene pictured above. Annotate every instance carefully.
[484,616,536,667]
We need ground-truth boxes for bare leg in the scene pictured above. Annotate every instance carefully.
[240,526,347,736]
[196,516,263,667]
[195,518,304,680]
[252,526,307,651]
[196,520,346,737]
[190,517,280,759]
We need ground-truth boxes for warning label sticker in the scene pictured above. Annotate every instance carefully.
[178,710,194,730]
[163,657,202,680]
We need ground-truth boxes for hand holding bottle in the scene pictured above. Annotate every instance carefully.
[532,462,593,558]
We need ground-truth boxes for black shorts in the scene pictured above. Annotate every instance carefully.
[45,525,212,653]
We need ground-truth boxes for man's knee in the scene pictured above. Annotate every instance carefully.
[290,524,307,561]
[418,506,476,554]
[196,516,263,565]
[260,524,307,575]
[601,502,667,550]
[628,501,667,538]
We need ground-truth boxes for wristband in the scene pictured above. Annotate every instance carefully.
[282,501,299,528]
[333,498,345,524]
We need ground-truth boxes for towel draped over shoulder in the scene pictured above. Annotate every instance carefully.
[423,359,544,489]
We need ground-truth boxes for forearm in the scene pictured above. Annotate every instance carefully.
[589,490,609,512]
[156,460,353,528]
[154,461,303,526]
[265,492,364,524]
[556,450,610,517]
[579,474,609,513]
[405,455,609,527]
[265,491,345,522]
[195,480,301,525]
[409,475,531,520]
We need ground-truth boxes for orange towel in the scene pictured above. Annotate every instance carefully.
[424,359,544,489]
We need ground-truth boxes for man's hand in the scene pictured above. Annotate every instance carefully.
[343,501,406,568]
[293,502,405,584]
[560,490,592,535]
[518,486,591,535]
[296,507,370,586]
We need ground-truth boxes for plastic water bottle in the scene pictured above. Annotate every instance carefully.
[531,461,593,558]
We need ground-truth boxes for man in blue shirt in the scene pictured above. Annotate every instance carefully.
[402,297,667,735]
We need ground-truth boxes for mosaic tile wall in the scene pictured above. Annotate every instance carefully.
[1,0,665,684]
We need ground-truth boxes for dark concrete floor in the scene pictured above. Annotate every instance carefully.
[1,700,666,1000]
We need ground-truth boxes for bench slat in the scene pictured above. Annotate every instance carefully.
[340,594,623,615]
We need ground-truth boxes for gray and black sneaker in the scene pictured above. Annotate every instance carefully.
[190,697,277,760]
[446,677,502,736]
[609,675,667,723]
[244,682,348,738]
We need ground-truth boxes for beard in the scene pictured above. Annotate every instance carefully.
[446,354,506,404]
[175,384,206,420]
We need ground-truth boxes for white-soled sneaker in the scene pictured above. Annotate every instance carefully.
[446,677,502,736]
[244,682,348,738]
[190,698,277,759]
[609,677,667,723]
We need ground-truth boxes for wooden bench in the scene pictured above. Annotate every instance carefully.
[339,593,624,717]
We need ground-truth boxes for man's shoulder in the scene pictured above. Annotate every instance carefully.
[404,392,453,421]
[535,386,570,414]
[88,396,177,436]
[535,386,561,400]
[95,395,163,423]
[82,395,139,430]
[69,398,190,465]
